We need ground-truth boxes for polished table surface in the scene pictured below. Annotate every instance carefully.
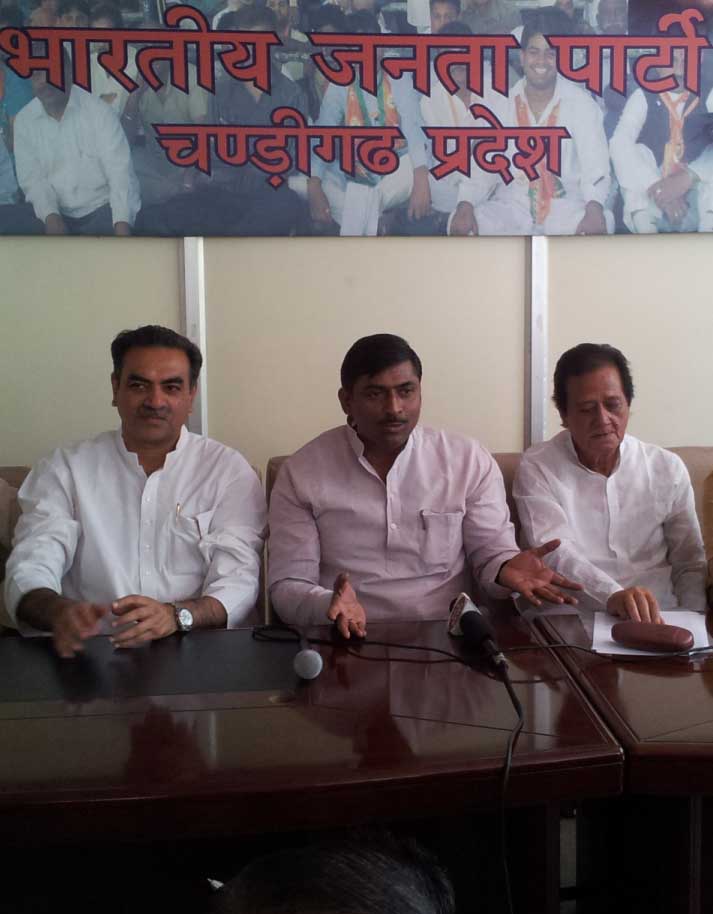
[0,614,622,848]
[537,610,713,914]
[536,611,713,794]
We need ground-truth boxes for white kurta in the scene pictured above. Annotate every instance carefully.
[457,76,612,235]
[14,86,140,224]
[5,427,267,632]
[513,431,707,611]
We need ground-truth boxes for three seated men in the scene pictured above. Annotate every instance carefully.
[5,332,708,656]
[4,325,266,657]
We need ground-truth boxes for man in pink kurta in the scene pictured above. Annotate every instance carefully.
[268,334,580,638]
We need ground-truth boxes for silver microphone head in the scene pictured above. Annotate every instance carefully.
[293,648,324,681]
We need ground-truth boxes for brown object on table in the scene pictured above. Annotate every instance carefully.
[536,611,713,914]
[0,614,622,914]
[611,621,694,653]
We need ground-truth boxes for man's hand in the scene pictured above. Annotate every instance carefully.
[53,602,107,658]
[45,213,66,235]
[575,201,607,235]
[113,221,131,236]
[308,178,333,227]
[497,540,582,607]
[649,171,693,207]
[110,595,177,647]
[327,572,367,639]
[607,587,662,624]
[407,166,431,220]
[449,201,478,236]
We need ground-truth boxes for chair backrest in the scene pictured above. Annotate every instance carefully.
[0,467,30,630]
[491,452,523,544]
[667,447,713,559]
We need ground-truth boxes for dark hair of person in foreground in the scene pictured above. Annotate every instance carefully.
[340,333,423,390]
[553,342,634,414]
[212,832,456,914]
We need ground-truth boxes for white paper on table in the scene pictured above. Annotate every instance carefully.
[593,610,710,656]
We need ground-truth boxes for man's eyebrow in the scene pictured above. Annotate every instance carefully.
[125,373,185,385]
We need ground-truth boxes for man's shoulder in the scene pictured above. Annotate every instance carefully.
[23,431,118,487]
[182,431,255,474]
[285,426,349,465]
[415,426,498,474]
[14,97,43,128]
[520,431,567,465]
[626,435,686,477]
[417,425,488,455]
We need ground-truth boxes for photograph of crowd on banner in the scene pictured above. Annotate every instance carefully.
[0,0,711,237]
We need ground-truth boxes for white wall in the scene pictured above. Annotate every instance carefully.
[548,234,713,447]
[2,232,712,471]
[205,236,527,472]
[0,237,181,466]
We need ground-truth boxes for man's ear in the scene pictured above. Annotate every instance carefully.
[110,372,119,407]
[560,411,569,429]
[188,383,198,413]
[337,387,350,416]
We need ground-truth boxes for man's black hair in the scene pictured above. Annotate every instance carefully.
[553,343,634,414]
[57,0,90,18]
[222,5,278,30]
[345,9,380,33]
[340,334,422,390]
[213,831,455,914]
[430,0,461,14]
[437,18,472,35]
[308,3,348,31]
[520,7,574,48]
[90,2,124,27]
[111,325,203,387]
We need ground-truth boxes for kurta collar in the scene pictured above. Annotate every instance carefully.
[345,423,418,473]
[563,429,627,477]
[114,424,189,475]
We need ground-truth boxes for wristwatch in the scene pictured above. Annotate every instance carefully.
[172,604,194,633]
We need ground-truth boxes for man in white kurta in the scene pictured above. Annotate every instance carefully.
[14,76,140,234]
[450,19,612,236]
[513,344,706,621]
[5,326,266,656]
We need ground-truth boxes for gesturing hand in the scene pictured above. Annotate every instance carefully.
[497,540,582,607]
[53,602,107,658]
[327,572,367,639]
[110,594,177,647]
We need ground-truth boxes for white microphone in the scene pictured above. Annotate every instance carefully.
[293,638,324,680]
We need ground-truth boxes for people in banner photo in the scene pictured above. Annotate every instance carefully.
[0,0,712,237]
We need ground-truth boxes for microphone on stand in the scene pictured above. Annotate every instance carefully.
[448,593,508,671]
[293,637,324,680]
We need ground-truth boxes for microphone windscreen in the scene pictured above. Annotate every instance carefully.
[460,609,496,648]
[293,648,324,681]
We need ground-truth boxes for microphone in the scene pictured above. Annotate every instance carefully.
[293,638,324,680]
[448,593,508,670]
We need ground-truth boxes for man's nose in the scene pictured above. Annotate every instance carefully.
[144,387,166,408]
[593,403,610,424]
[385,391,403,415]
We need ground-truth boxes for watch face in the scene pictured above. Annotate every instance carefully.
[178,608,193,630]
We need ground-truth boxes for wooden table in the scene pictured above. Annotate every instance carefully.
[0,614,622,912]
[537,611,713,914]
